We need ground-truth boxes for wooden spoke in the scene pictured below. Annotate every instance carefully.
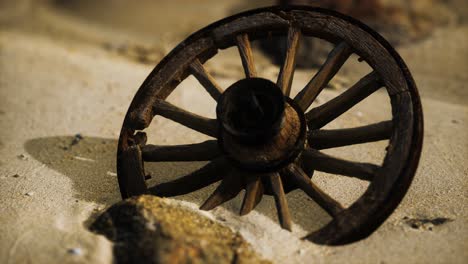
[141,140,221,162]
[240,175,264,215]
[153,99,218,137]
[277,27,301,96]
[306,71,383,129]
[268,173,292,231]
[302,149,379,181]
[294,42,352,111]
[200,170,244,210]
[236,33,257,78]
[283,164,344,217]
[189,59,223,101]
[308,121,393,149]
[148,157,230,197]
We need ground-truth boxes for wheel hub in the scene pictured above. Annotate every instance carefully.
[217,78,307,172]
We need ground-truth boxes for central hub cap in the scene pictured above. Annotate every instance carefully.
[217,78,306,172]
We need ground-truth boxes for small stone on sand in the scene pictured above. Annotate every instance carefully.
[74,156,95,162]
[17,154,28,160]
[67,247,83,256]
[106,171,117,177]
[70,133,83,146]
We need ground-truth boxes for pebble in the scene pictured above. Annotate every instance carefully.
[17,154,28,160]
[67,247,83,256]
[70,133,83,146]
[25,192,34,196]
[12,174,20,178]
[74,156,95,162]
[106,171,117,177]
[216,216,227,222]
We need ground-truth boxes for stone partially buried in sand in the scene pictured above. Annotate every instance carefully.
[89,195,270,264]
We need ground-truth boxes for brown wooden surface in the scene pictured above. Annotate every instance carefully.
[284,164,344,217]
[308,121,393,149]
[119,145,148,197]
[277,26,301,96]
[306,71,383,129]
[269,173,292,231]
[307,92,417,244]
[212,12,289,47]
[189,59,223,101]
[153,99,218,137]
[127,37,216,130]
[200,170,244,210]
[221,102,303,169]
[294,42,352,111]
[302,149,378,181]
[240,175,264,215]
[236,33,257,78]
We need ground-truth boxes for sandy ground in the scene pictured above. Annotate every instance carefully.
[0,1,467,263]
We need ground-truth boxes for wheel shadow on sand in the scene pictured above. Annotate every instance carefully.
[25,136,329,232]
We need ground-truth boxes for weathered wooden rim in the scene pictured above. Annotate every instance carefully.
[116,5,424,245]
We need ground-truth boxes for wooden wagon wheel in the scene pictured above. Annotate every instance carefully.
[116,6,423,245]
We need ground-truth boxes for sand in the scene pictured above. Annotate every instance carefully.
[0,1,467,263]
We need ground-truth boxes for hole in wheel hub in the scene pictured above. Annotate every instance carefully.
[217,78,307,172]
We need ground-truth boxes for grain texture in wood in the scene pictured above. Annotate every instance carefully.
[308,121,393,149]
[119,145,147,196]
[269,173,292,231]
[294,42,352,111]
[119,145,148,197]
[127,37,216,129]
[306,71,383,129]
[284,164,344,217]
[189,59,223,101]
[212,12,289,47]
[200,170,244,210]
[240,176,264,215]
[302,149,378,181]
[153,99,218,137]
[277,27,301,96]
[236,34,257,78]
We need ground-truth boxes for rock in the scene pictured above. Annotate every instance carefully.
[70,133,83,147]
[67,247,83,256]
[17,154,28,160]
[89,195,270,264]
